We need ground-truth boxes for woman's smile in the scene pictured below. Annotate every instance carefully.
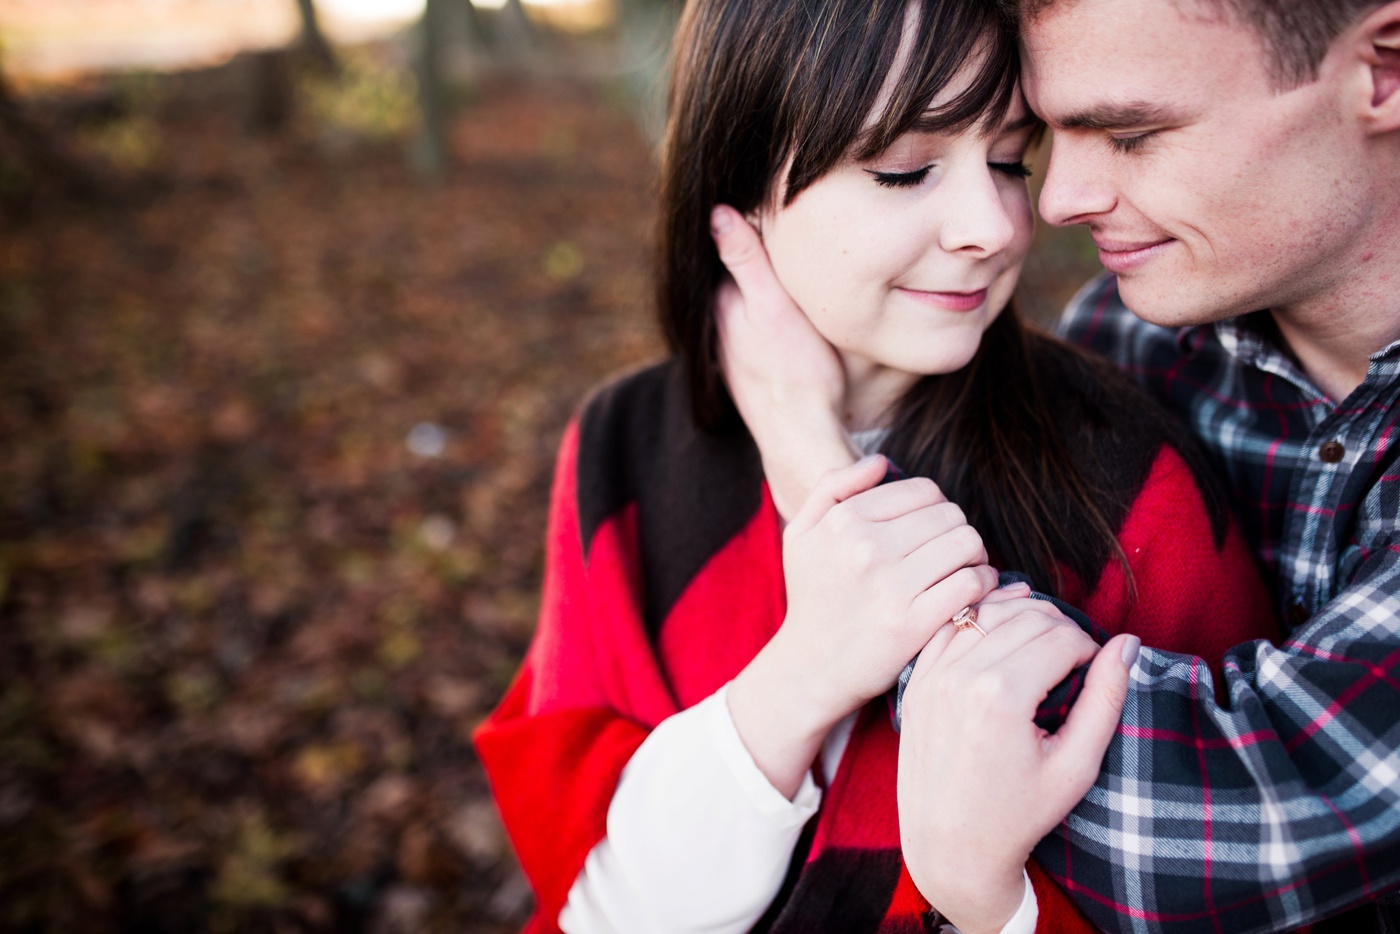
[896,285,992,312]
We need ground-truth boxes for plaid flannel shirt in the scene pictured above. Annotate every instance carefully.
[1042,273,1400,934]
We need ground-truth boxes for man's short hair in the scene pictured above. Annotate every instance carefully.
[1018,0,1386,87]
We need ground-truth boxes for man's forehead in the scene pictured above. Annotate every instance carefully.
[1018,0,1240,75]
[1017,0,1252,113]
[1019,0,1232,27]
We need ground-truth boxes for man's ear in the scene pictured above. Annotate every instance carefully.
[1357,0,1400,132]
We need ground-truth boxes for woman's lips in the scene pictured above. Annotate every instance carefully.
[1095,238,1173,274]
[898,286,989,312]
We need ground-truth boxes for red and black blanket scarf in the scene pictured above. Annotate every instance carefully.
[475,356,1278,934]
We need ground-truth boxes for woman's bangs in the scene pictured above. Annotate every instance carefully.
[780,0,909,203]
[856,6,1020,160]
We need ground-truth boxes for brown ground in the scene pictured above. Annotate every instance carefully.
[0,51,659,933]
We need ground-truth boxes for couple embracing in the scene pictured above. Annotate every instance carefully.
[478,0,1400,931]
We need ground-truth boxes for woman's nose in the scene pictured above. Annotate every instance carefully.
[938,167,1021,257]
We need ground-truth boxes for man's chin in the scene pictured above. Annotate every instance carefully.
[1114,275,1239,330]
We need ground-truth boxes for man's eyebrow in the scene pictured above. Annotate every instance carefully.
[1054,102,1179,130]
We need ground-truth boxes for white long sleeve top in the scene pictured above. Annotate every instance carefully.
[558,685,1037,934]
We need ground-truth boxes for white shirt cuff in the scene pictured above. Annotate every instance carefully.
[560,685,822,934]
[941,872,1036,934]
[997,870,1039,934]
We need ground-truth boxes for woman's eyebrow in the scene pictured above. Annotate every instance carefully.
[1000,112,1041,134]
[901,110,1040,137]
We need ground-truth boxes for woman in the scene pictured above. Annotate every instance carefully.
[475,0,1275,931]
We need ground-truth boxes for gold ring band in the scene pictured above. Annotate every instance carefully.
[951,605,987,636]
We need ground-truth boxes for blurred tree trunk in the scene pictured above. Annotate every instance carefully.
[412,0,450,177]
[496,0,538,60]
[246,49,295,132]
[459,0,492,55]
[294,0,339,74]
[0,69,104,207]
[615,0,682,141]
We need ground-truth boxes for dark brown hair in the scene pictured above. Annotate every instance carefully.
[1017,0,1386,88]
[656,0,1128,595]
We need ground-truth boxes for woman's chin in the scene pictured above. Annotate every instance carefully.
[883,343,984,379]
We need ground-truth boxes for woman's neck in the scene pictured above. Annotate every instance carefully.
[840,354,918,432]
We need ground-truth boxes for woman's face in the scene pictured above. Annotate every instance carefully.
[755,64,1037,414]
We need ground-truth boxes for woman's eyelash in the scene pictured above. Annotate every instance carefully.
[868,162,1031,188]
[990,161,1032,179]
[867,166,932,189]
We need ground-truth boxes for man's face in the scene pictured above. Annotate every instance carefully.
[1022,0,1369,328]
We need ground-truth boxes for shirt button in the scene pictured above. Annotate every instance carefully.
[1319,441,1345,463]
[1286,602,1310,628]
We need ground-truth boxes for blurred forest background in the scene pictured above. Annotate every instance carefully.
[0,1,1099,931]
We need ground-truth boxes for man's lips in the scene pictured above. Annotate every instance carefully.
[897,286,989,312]
[1094,237,1174,274]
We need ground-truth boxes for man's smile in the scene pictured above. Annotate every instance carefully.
[1092,236,1174,273]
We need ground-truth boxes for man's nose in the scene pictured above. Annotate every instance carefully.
[1038,134,1115,227]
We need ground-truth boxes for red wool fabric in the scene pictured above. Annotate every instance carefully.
[476,367,1278,934]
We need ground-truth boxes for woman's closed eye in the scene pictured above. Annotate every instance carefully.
[867,165,933,189]
[867,161,1031,189]
[990,161,1032,179]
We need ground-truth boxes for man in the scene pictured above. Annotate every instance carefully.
[709,0,1400,930]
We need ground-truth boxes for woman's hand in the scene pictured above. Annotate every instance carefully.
[728,456,999,799]
[711,205,858,520]
[896,599,1138,934]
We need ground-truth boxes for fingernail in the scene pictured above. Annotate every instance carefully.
[1120,635,1141,668]
[854,453,883,468]
[710,206,733,236]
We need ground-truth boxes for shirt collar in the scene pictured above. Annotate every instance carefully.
[1172,313,1284,372]
[1178,311,1400,400]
